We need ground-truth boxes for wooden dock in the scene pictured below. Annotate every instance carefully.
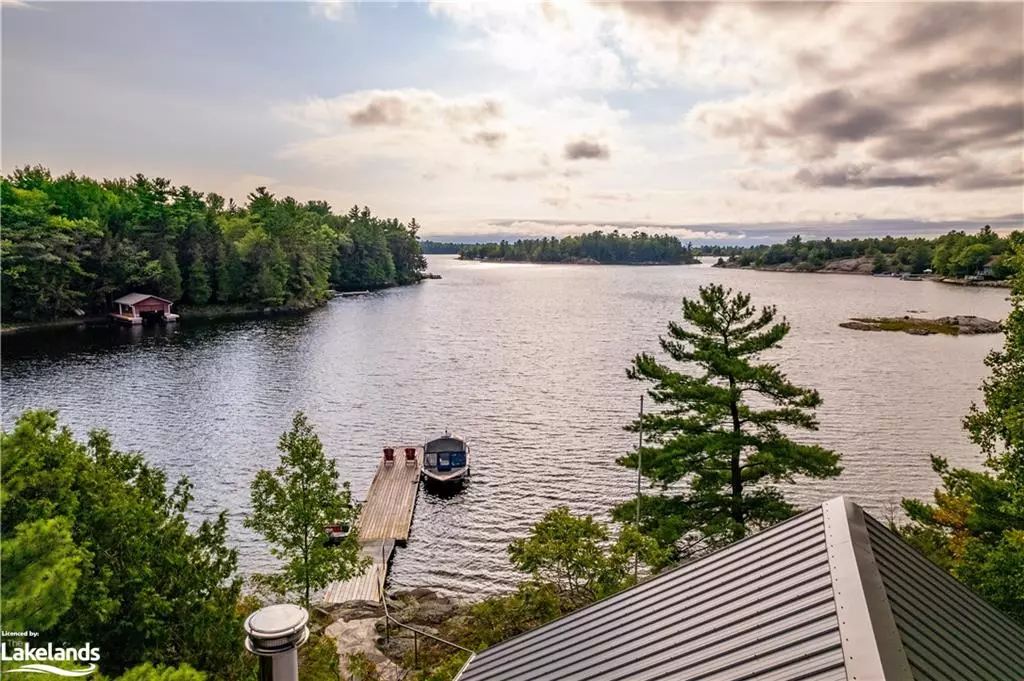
[323,447,421,605]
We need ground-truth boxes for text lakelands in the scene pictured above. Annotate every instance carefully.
[1,642,101,662]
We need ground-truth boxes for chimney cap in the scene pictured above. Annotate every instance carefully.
[244,604,310,655]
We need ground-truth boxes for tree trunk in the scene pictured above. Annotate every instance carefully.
[728,378,744,541]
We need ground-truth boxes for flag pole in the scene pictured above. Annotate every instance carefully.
[634,393,644,582]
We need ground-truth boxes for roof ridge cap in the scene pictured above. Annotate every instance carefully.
[822,496,913,681]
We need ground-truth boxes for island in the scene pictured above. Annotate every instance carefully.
[706,227,1019,285]
[839,315,1001,336]
[457,230,699,265]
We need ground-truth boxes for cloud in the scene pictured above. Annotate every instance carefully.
[564,138,610,160]
[310,1,349,22]
[467,129,506,148]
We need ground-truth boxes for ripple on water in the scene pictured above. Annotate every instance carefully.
[1,257,1010,595]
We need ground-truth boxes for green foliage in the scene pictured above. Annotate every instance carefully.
[458,230,697,265]
[298,633,342,681]
[1,166,425,321]
[246,412,368,607]
[344,651,383,681]
[108,663,207,681]
[508,506,665,609]
[899,248,1024,623]
[0,410,245,676]
[615,284,841,560]
[187,248,211,305]
[706,227,1020,278]
[419,240,466,255]
[0,517,84,632]
[157,250,183,300]
[417,508,663,678]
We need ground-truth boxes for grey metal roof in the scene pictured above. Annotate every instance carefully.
[457,497,1024,681]
[864,513,1024,680]
[113,292,171,305]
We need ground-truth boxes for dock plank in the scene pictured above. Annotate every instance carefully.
[323,448,421,605]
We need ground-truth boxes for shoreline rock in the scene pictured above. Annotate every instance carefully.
[839,315,1001,336]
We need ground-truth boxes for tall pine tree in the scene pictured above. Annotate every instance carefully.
[614,284,841,561]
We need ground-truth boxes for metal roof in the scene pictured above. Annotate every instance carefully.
[113,292,171,305]
[457,496,1024,681]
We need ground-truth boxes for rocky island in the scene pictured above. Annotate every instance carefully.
[840,315,1001,336]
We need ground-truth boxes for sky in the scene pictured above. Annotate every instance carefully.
[2,0,1022,242]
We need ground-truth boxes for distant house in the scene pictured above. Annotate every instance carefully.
[456,496,1024,681]
[111,293,179,325]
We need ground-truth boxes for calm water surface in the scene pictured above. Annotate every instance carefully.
[1,256,1010,596]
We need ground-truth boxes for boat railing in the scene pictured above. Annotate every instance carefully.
[375,543,476,677]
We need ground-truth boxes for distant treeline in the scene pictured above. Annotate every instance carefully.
[419,240,466,254]
[705,227,1022,277]
[458,230,699,265]
[1,166,426,322]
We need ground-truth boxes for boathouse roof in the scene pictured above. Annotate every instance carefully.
[456,496,1024,681]
[114,293,172,306]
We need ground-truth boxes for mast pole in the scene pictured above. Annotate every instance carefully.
[634,393,644,582]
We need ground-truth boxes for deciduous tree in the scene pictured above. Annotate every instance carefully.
[246,412,367,607]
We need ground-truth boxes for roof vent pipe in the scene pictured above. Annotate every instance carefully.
[244,604,310,681]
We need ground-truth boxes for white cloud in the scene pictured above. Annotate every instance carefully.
[310,1,349,22]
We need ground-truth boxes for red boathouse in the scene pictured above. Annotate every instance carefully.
[111,293,179,325]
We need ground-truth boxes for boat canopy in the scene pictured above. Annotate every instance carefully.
[425,436,466,453]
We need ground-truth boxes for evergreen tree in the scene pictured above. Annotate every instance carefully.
[246,412,368,607]
[156,250,182,300]
[0,410,243,674]
[614,284,841,561]
[899,245,1024,623]
[186,248,211,305]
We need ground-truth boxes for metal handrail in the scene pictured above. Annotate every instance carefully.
[376,543,476,674]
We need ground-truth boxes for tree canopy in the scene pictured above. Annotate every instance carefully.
[1,166,426,321]
[246,412,368,607]
[458,230,698,264]
[0,410,244,676]
[706,227,1021,278]
[898,243,1024,624]
[614,284,842,561]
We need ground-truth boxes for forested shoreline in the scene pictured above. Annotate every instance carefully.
[457,231,699,265]
[1,166,426,323]
[702,226,1022,278]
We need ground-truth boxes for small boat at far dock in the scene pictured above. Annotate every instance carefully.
[421,431,470,489]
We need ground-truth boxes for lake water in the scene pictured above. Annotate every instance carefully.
[1,255,1011,596]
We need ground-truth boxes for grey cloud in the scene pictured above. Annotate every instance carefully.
[789,156,1022,192]
[914,54,1024,94]
[793,164,941,189]
[610,1,718,30]
[870,101,1023,161]
[348,96,410,126]
[348,95,502,129]
[889,3,1023,54]
[493,169,547,182]
[442,99,503,126]
[493,167,580,182]
[467,130,506,148]
[564,139,610,160]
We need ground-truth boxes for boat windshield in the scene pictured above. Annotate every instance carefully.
[426,450,466,471]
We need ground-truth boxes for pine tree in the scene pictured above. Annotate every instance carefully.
[187,248,211,305]
[246,412,367,607]
[614,284,841,561]
[899,244,1024,623]
[156,250,182,300]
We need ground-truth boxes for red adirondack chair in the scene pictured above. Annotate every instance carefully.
[383,447,395,466]
[405,447,417,466]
